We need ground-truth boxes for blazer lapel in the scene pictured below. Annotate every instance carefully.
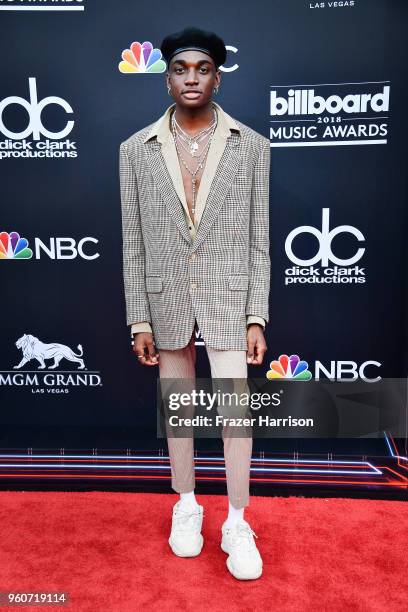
[144,130,241,250]
[144,138,193,244]
[192,131,241,253]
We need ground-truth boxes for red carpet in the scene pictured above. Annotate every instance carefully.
[0,491,406,611]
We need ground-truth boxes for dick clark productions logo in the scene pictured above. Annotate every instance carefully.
[284,208,366,286]
[0,77,77,158]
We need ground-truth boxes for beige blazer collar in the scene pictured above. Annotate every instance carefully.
[143,102,242,251]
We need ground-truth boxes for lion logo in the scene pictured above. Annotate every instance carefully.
[13,334,85,370]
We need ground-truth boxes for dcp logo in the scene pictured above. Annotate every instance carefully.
[0,77,74,140]
[285,208,365,267]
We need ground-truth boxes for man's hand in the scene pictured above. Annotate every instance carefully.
[132,332,160,366]
[246,324,267,365]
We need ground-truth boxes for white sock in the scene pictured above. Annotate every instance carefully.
[224,501,245,528]
[179,490,198,507]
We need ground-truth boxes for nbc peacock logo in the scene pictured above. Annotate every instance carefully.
[266,354,312,381]
[0,231,33,259]
[119,41,166,74]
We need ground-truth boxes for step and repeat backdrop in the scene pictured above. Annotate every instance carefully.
[1,1,407,481]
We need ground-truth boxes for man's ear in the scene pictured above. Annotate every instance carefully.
[215,69,221,87]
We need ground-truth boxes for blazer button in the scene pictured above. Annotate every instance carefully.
[189,253,197,262]
[190,282,197,289]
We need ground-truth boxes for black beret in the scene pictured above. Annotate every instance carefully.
[160,27,227,69]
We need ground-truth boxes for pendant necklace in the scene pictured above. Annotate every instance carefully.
[172,109,217,157]
[171,107,218,216]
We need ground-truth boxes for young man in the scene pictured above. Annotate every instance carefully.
[119,27,271,580]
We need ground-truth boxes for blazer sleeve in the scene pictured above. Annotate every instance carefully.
[119,142,152,327]
[245,138,271,324]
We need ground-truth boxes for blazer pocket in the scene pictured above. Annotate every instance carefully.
[145,276,163,293]
[228,274,249,291]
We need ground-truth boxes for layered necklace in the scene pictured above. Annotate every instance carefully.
[171,105,218,216]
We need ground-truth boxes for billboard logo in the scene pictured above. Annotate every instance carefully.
[269,81,390,147]
[284,209,366,286]
[119,41,167,74]
[271,86,389,117]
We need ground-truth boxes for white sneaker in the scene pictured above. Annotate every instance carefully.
[168,500,204,557]
[221,519,263,580]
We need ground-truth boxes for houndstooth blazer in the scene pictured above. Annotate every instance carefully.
[119,111,271,351]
